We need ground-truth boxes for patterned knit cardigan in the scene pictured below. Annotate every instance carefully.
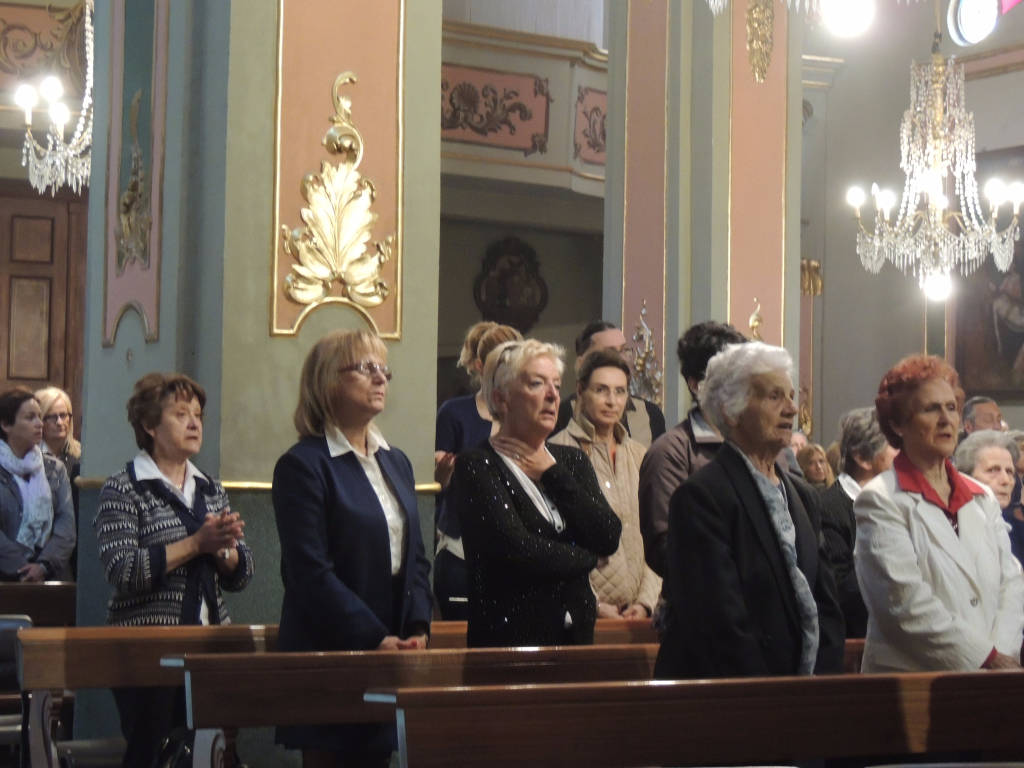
[94,464,254,626]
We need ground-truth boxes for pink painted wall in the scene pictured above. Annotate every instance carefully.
[621,0,667,388]
[728,0,787,345]
[274,0,401,335]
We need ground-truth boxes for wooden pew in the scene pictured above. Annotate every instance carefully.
[172,643,659,731]
[0,582,75,627]
[429,618,658,648]
[17,624,277,768]
[372,670,1024,768]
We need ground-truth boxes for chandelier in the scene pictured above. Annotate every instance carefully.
[847,40,1022,301]
[12,0,94,196]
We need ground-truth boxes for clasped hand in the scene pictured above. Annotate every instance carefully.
[195,508,244,556]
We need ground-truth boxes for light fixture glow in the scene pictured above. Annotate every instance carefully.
[39,75,63,104]
[948,0,999,47]
[922,272,953,302]
[846,186,866,208]
[985,177,1007,205]
[49,102,70,132]
[820,0,876,38]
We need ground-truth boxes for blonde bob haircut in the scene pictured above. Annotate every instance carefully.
[479,339,564,420]
[294,329,387,438]
[35,385,81,460]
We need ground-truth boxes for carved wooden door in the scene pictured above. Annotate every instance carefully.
[0,188,86,432]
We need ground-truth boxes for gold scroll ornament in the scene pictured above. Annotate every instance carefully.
[282,73,394,316]
[746,0,774,84]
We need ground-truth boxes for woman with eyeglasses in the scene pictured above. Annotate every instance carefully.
[550,348,661,620]
[0,388,75,582]
[450,339,621,647]
[273,329,432,767]
[36,387,82,528]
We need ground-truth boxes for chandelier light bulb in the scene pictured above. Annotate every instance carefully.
[846,186,866,209]
[984,177,1007,206]
[922,272,953,302]
[877,188,897,217]
[1009,181,1024,211]
[820,0,875,38]
[13,84,38,125]
[933,192,949,211]
[39,75,64,104]
[49,102,70,132]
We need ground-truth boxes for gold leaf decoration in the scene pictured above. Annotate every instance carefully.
[746,0,774,84]
[282,72,392,309]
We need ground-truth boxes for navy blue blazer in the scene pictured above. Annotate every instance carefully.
[272,435,432,654]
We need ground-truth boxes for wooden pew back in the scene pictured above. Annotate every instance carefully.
[428,618,658,648]
[0,582,75,627]
[376,670,1024,768]
[176,643,659,729]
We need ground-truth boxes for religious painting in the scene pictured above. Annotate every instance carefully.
[952,146,1024,397]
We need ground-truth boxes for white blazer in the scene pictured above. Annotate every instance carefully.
[854,468,1024,672]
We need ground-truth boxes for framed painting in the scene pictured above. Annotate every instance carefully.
[952,146,1024,398]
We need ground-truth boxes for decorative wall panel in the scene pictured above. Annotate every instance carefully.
[272,0,403,338]
[11,217,54,264]
[0,3,84,93]
[573,86,606,165]
[8,277,49,380]
[441,63,551,156]
[102,0,168,346]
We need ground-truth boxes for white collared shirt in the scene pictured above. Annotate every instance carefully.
[133,451,201,508]
[837,472,863,502]
[326,424,406,576]
[132,451,210,624]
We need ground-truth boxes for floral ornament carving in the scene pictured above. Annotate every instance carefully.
[442,77,549,157]
[0,2,87,84]
[800,259,823,296]
[575,87,606,158]
[746,0,774,84]
[116,89,151,274]
[631,301,663,407]
[282,72,392,310]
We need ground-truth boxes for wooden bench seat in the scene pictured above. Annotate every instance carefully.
[428,617,658,647]
[0,582,75,628]
[172,643,659,730]
[371,669,1024,768]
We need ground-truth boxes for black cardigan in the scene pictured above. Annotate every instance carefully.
[451,442,621,647]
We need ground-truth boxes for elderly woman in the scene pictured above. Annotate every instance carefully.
[818,408,897,638]
[450,339,621,647]
[35,387,81,492]
[433,323,521,619]
[95,373,253,766]
[273,329,432,767]
[797,443,835,489]
[551,348,660,619]
[654,342,844,679]
[954,429,1024,566]
[0,388,75,582]
[855,355,1024,672]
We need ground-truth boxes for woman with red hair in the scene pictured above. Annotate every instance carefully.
[854,355,1024,672]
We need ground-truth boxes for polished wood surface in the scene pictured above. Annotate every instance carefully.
[0,582,75,627]
[177,643,659,729]
[17,624,278,690]
[381,669,1024,768]
[428,618,658,648]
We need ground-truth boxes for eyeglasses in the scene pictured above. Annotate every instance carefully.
[43,413,71,424]
[339,361,393,381]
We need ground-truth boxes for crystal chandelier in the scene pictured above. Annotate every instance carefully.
[847,40,1022,301]
[12,0,94,196]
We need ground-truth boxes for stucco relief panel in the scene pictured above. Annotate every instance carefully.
[440,63,551,157]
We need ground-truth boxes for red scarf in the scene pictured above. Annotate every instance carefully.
[893,452,984,532]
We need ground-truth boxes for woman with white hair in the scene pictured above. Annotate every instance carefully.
[819,407,897,638]
[654,342,844,679]
[954,429,1019,510]
[450,339,621,647]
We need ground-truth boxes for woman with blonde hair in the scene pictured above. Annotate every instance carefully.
[274,329,432,766]
[451,338,621,647]
[35,386,81,518]
[434,322,521,618]
[797,443,835,489]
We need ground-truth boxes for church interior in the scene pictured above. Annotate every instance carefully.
[2,0,1024,765]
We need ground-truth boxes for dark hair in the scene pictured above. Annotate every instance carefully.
[127,373,207,453]
[0,387,37,442]
[677,321,747,382]
[574,320,619,357]
[962,395,998,427]
[577,348,632,389]
[838,406,890,476]
[875,355,964,450]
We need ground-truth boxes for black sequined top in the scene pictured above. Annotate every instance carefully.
[451,442,621,647]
